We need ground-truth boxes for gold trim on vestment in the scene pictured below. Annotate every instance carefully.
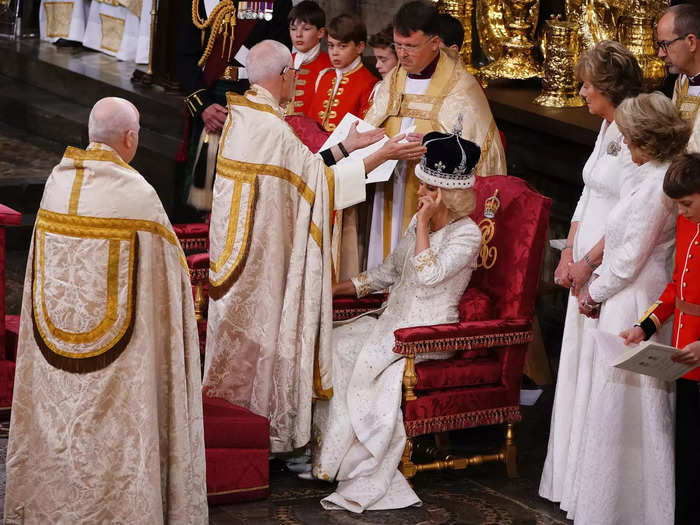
[98,13,125,53]
[227,91,282,119]
[64,146,137,173]
[44,1,74,38]
[313,340,333,400]
[68,159,85,215]
[475,121,497,176]
[35,208,187,270]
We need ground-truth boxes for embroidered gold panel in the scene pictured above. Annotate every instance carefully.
[44,1,74,38]
[95,0,142,17]
[99,13,125,53]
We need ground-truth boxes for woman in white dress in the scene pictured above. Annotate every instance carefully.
[568,93,691,524]
[312,127,483,513]
[540,40,642,508]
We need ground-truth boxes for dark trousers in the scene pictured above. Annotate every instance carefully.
[676,378,700,525]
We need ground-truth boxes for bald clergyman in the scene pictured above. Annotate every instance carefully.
[4,98,208,524]
[202,40,425,453]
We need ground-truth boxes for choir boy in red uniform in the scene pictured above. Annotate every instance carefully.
[287,1,331,118]
[621,153,700,525]
[309,14,378,132]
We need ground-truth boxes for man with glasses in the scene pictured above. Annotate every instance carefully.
[364,0,506,271]
[658,3,700,153]
[202,40,426,454]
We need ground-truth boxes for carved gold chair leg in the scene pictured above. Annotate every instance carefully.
[503,422,519,478]
[400,438,418,480]
[193,283,206,322]
[402,353,417,401]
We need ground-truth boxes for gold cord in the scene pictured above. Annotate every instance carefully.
[192,0,237,67]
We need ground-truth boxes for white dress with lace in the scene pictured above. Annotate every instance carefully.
[565,160,676,524]
[540,120,637,506]
[312,214,482,513]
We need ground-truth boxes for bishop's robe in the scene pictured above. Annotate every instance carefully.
[673,74,700,153]
[202,85,366,453]
[4,143,208,524]
[364,49,506,268]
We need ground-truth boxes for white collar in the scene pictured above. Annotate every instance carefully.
[335,56,361,76]
[247,84,285,117]
[294,43,321,69]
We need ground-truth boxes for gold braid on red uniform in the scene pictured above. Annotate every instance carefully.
[191,0,237,67]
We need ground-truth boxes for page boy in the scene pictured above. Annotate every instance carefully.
[287,1,331,118]
[309,13,378,132]
[620,152,700,525]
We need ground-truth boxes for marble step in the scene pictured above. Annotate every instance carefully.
[0,75,179,219]
[0,39,184,139]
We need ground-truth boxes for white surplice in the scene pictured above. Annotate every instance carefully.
[565,160,676,524]
[5,143,208,524]
[312,215,482,512]
[539,120,636,506]
[82,0,152,63]
[202,85,367,453]
[39,0,88,43]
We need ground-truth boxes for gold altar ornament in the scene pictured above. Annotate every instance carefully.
[534,16,585,108]
[618,13,666,90]
[477,0,540,63]
[479,0,543,80]
[435,0,477,74]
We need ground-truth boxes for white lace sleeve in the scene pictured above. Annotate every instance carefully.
[410,220,482,287]
[588,174,675,303]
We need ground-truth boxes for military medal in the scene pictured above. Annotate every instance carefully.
[264,1,273,20]
[258,2,265,19]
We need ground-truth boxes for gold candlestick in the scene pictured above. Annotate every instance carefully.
[534,16,585,107]
[435,0,477,74]
[480,0,543,80]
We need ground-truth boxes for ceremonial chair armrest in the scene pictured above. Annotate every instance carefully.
[0,205,21,227]
[392,318,533,356]
[187,253,210,286]
[173,222,210,254]
[332,293,387,322]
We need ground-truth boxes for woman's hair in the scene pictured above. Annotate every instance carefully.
[369,25,394,50]
[574,40,642,107]
[442,187,476,220]
[615,92,691,162]
[663,153,700,199]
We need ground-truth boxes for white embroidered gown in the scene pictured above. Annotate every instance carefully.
[540,120,636,507]
[312,214,482,512]
[565,160,676,524]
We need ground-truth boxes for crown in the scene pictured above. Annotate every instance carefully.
[483,190,500,219]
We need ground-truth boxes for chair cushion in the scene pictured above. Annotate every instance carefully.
[203,395,270,449]
[415,355,501,391]
[206,448,269,504]
[458,288,492,322]
[285,115,330,153]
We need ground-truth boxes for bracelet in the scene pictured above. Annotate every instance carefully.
[584,253,599,270]
[338,142,349,158]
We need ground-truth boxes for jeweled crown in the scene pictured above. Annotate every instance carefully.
[483,189,500,219]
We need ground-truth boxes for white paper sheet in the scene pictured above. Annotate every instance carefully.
[592,329,696,381]
[319,113,399,184]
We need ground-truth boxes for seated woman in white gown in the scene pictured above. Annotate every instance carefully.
[311,124,484,513]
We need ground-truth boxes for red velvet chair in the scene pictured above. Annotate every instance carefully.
[203,395,270,504]
[333,175,551,479]
[0,204,21,411]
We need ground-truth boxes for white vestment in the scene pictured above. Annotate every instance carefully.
[5,143,208,524]
[82,0,152,63]
[673,74,700,153]
[202,85,366,453]
[539,120,635,507]
[313,215,482,512]
[564,160,676,524]
[39,0,88,43]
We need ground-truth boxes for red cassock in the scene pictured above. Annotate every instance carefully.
[639,214,700,381]
[288,51,332,118]
[309,63,377,132]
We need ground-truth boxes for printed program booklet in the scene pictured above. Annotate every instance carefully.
[592,329,696,381]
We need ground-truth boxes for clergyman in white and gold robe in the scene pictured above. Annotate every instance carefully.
[364,48,506,269]
[202,85,367,453]
[673,73,700,153]
[5,143,208,524]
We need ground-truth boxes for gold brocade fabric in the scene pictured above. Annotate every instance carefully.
[94,0,142,17]
[673,76,700,153]
[5,143,208,524]
[44,1,74,38]
[203,86,362,453]
[98,13,125,52]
